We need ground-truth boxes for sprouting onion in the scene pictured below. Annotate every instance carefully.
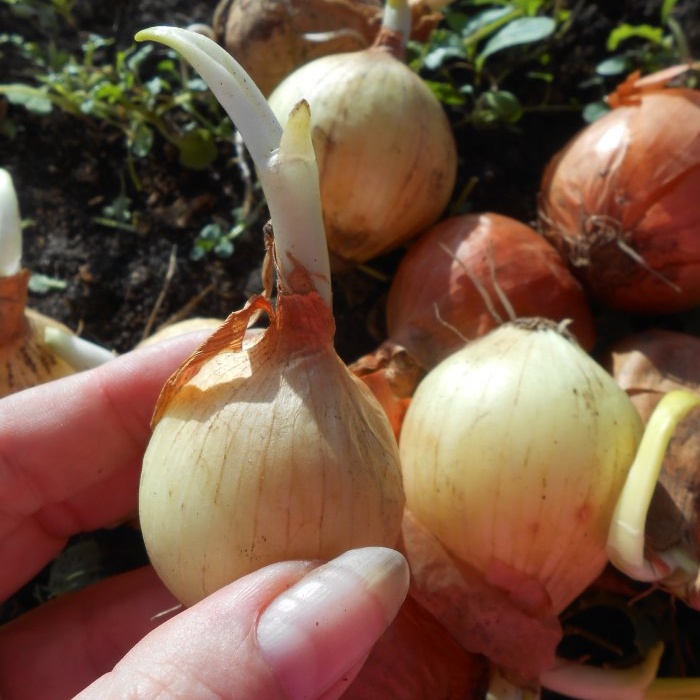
[136,27,405,607]
[0,168,114,397]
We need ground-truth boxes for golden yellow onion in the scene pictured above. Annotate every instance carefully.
[136,28,405,606]
[399,320,643,615]
[268,0,456,264]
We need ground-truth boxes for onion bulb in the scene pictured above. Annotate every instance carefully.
[386,211,595,369]
[136,27,404,607]
[399,319,643,616]
[0,168,114,397]
[538,66,700,313]
[268,0,457,265]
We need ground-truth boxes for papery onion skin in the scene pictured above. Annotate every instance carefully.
[538,74,700,313]
[399,320,643,615]
[140,292,405,607]
[386,212,596,370]
[0,269,79,397]
[268,45,457,264]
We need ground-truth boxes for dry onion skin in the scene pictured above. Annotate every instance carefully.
[268,0,457,265]
[135,28,405,607]
[538,66,700,313]
[399,320,644,618]
[0,168,113,397]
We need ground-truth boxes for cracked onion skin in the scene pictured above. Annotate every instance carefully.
[538,68,700,313]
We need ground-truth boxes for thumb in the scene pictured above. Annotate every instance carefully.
[75,547,409,700]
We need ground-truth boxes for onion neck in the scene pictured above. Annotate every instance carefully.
[374,0,411,58]
[134,27,332,308]
[0,168,23,277]
[0,269,30,345]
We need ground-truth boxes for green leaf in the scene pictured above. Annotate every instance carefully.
[423,79,467,106]
[0,84,53,114]
[129,121,154,158]
[661,0,681,24]
[29,273,67,294]
[582,100,610,123]
[176,128,218,170]
[478,16,556,63]
[607,24,665,51]
[595,55,629,76]
[473,90,523,127]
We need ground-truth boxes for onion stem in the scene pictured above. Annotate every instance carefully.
[607,390,700,582]
[0,168,22,277]
[43,327,116,369]
[384,0,412,40]
[540,642,664,700]
[134,27,332,307]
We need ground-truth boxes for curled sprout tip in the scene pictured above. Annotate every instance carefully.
[607,390,700,582]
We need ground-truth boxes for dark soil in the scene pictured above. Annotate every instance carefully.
[2,0,700,696]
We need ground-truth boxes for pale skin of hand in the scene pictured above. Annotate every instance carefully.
[0,333,409,700]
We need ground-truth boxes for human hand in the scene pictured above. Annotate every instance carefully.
[0,333,409,700]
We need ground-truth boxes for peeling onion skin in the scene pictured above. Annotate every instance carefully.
[268,46,457,264]
[399,320,643,615]
[140,292,405,607]
[538,75,700,313]
[386,212,596,370]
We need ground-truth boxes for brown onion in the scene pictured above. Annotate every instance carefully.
[351,212,595,431]
[538,67,700,313]
[386,212,596,368]
[343,593,490,699]
[213,0,442,97]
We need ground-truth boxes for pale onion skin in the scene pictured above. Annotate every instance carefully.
[140,293,405,607]
[538,75,700,313]
[268,48,457,264]
[0,270,78,397]
[399,321,643,615]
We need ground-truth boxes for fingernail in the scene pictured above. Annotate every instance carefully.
[256,547,409,699]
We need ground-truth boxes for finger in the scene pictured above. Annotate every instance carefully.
[76,548,409,700]
[0,332,206,598]
[0,567,179,700]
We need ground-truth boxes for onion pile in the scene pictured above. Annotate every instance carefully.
[538,66,700,313]
[268,0,457,264]
[136,28,405,607]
